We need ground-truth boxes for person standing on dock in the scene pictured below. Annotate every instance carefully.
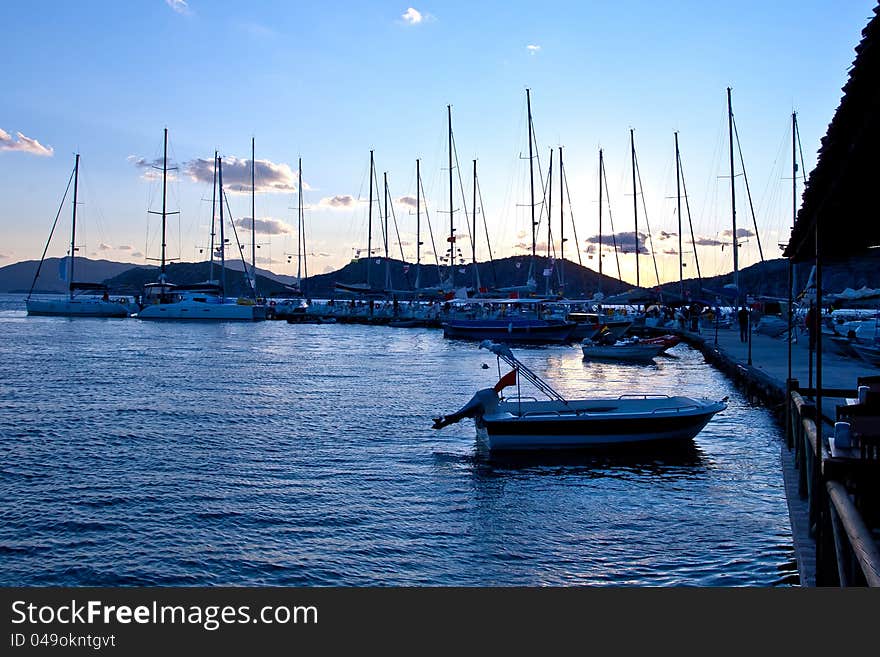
[805,301,817,351]
[738,306,749,343]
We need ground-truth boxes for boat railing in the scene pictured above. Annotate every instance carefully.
[649,404,700,415]
[786,378,880,586]
[617,393,671,399]
[504,395,539,403]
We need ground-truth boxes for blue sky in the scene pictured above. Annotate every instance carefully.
[1,1,876,285]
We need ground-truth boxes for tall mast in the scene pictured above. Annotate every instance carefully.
[384,171,390,290]
[630,128,639,288]
[675,132,683,297]
[416,159,421,291]
[209,150,217,283]
[598,148,604,282]
[559,146,564,295]
[472,159,480,292]
[300,158,307,291]
[367,150,374,288]
[527,89,536,277]
[727,87,739,297]
[546,148,553,296]
[161,127,168,279]
[69,153,80,299]
[218,155,226,299]
[251,137,257,297]
[297,157,303,284]
[447,104,455,288]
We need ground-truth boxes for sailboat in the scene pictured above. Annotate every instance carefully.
[334,150,387,298]
[137,131,266,321]
[26,154,137,317]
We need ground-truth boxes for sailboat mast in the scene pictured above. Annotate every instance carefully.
[218,155,226,299]
[527,89,536,271]
[367,150,374,288]
[161,127,168,279]
[384,171,390,290]
[209,150,217,283]
[727,87,739,296]
[559,146,564,295]
[675,132,683,296]
[546,148,553,296]
[447,104,455,288]
[251,137,257,297]
[297,157,303,283]
[69,153,80,299]
[472,159,479,292]
[416,159,421,291]
[598,148,604,282]
[630,128,639,288]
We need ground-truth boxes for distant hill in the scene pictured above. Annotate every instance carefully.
[656,252,880,301]
[298,255,634,299]
[0,258,149,294]
[105,262,296,297]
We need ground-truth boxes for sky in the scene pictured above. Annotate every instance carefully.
[1,0,877,287]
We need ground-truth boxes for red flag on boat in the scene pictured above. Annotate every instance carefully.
[494,369,517,393]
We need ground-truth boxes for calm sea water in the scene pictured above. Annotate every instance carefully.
[0,293,796,586]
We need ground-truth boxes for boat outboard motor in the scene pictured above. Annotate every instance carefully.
[432,388,500,429]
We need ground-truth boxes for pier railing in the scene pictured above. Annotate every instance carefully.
[787,379,880,586]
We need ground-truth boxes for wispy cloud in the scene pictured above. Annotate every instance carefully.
[721,228,755,239]
[397,195,418,209]
[0,253,10,260]
[165,0,191,16]
[0,129,53,156]
[98,243,112,251]
[185,156,304,194]
[691,237,724,247]
[131,251,144,258]
[237,21,276,38]
[526,44,541,55]
[401,7,429,25]
[585,231,649,255]
[128,155,178,181]
[234,217,294,235]
[318,194,356,209]
[118,245,133,251]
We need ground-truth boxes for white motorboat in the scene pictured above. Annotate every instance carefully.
[432,341,727,451]
[136,283,267,321]
[581,337,666,363]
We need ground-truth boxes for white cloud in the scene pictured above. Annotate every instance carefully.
[397,195,418,209]
[0,129,54,156]
[128,155,179,181]
[98,243,112,251]
[186,156,304,194]
[165,0,191,15]
[318,195,356,209]
[234,217,294,235]
[526,44,541,54]
[402,7,423,24]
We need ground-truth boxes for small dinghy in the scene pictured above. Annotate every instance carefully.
[432,341,727,452]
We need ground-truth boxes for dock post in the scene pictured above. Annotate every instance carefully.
[786,378,799,450]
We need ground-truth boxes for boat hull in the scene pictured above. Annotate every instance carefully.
[443,320,576,343]
[137,301,267,321]
[26,298,134,317]
[581,343,666,362]
[478,397,725,451]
